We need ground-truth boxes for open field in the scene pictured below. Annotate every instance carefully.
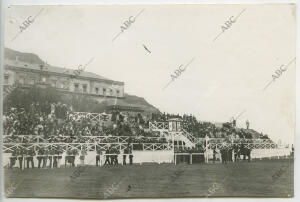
[4,159,293,199]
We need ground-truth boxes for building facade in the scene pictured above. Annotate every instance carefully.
[3,58,125,99]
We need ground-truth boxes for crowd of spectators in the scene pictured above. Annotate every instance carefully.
[3,102,269,145]
[3,102,166,144]
[148,112,264,140]
[175,145,206,153]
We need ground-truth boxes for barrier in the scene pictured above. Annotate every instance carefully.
[132,150,174,164]
[174,153,205,165]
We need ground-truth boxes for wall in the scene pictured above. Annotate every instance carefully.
[4,64,124,98]
[3,69,15,85]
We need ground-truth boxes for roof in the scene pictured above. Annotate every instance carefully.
[4,59,123,84]
[106,98,144,109]
[213,122,224,128]
[167,118,183,122]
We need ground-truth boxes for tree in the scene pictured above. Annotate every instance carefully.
[4,85,61,112]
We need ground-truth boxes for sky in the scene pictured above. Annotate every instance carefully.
[4,4,296,144]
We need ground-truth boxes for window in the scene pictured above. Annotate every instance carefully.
[51,80,57,87]
[74,83,79,92]
[63,81,69,89]
[19,77,25,84]
[103,88,106,95]
[29,78,35,85]
[4,75,9,84]
[83,84,87,93]
[41,77,46,83]
[56,81,60,88]
[110,89,113,95]
[95,87,99,94]
[116,90,120,96]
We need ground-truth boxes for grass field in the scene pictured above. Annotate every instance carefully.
[4,159,293,199]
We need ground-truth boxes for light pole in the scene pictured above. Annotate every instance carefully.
[205,135,209,163]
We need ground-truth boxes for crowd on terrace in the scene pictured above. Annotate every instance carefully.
[3,101,269,144]
[3,102,168,144]
[150,112,269,140]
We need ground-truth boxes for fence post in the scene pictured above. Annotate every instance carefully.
[158,154,161,164]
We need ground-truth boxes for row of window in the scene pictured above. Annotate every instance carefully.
[74,83,120,96]
[4,75,9,84]
[4,74,121,96]
[50,79,68,89]
[5,74,36,85]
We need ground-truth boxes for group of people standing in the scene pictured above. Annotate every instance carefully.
[96,146,133,166]
[9,145,134,169]
[9,146,64,169]
[216,144,252,164]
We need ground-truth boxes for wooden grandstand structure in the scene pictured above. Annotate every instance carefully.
[3,112,288,155]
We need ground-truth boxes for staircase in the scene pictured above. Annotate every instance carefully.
[3,84,17,98]
[149,122,197,148]
[149,122,280,150]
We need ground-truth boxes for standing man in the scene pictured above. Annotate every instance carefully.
[246,120,250,130]
[53,146,59,168]
[43,147,51,168]
[96,147,101,166]
[48,147,55,168]
[26,148,35,169]
[213,148,217,163]
[10,148,18,169]
[113,148,119,165]
[71,148,78,167]
[17,147,24,170]
[65,148,72,167]
[110,148,117,165]
[37,147,44,168]
[96,147,103,166]
[123,148,127,165]
[104,147,111,165]
[221,148,227,164]
[129,147,133,165]
[56,145,63,168]
[291,144,294,157]
[233,144,240,162]
[80,147,87,166]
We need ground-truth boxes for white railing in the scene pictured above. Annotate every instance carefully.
[71,112,105,122]
[2,135,168,144]
[205,138,280,149]
[181,129,197,143]
[2,142,173,153]
[149,122,169,131]
[3,134,281,151]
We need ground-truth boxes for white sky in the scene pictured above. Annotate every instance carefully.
[4,4,296,144]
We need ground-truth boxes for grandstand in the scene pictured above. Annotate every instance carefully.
[2,53,291,167]
[3,107,290,167]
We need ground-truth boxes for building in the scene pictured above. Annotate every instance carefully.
[3,48,159,114]
[3,56,125,100]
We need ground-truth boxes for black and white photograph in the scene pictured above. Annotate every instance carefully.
[0,2,296,200]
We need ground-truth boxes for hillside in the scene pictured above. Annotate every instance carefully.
[4,47,160,113]
[4,48,45,64]
[123,93,160,113]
